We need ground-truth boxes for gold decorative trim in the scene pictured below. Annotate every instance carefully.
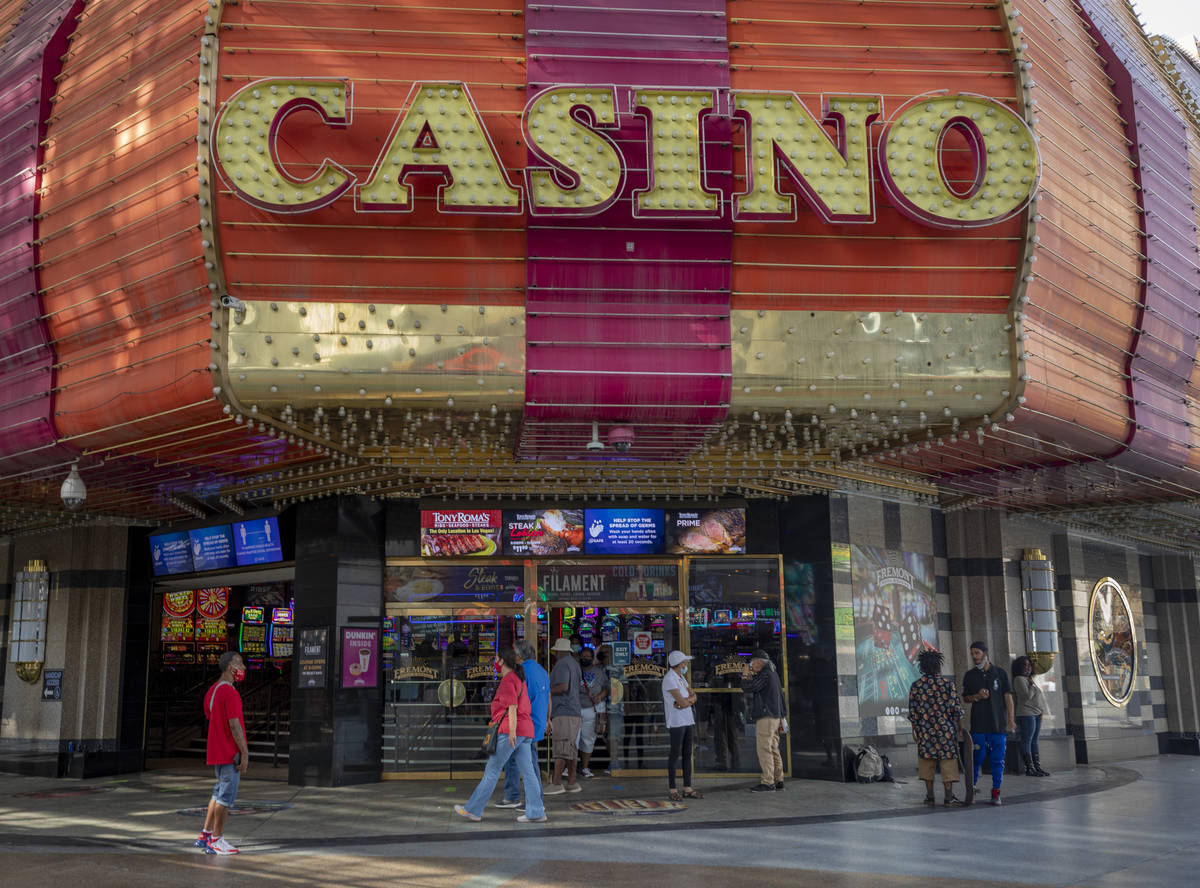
[14,662,43,684]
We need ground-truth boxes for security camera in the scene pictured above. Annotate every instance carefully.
[219,294,246,311]
[60,462,86,510]
[585,420,605,452]
[608,426,634,453]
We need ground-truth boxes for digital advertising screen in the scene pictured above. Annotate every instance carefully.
[420,509,501,557]
[234,516,283,566]
[503,508,584,555]
[582,508,664,555]
[150,531,193,576]
[665,508,747,554]
[188,525,236,572]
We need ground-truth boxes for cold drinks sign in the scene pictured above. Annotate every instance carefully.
[213,81,1040,230]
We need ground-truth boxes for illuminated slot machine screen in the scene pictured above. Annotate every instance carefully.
[161,590,196,665]
[600,615,619,642]
[561,606,576,635]
[268,606,293,658]
[737,608,756,624]
[193,587,230,665]
[712,609,733,626]
[578,619,596,647]
[239,605,268,657]
[687,607,710,628]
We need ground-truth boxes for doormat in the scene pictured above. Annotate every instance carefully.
[14,786,115,799]
[569,798,687,815]
[176,800,294,816]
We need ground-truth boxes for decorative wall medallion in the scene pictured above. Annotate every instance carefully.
[1088,577,1136,706]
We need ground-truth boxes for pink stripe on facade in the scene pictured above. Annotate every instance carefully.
[521,0,732,461]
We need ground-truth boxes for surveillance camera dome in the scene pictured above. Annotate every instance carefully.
[585,439,605,452]
[60,463,86,510]
[608,426,634,453]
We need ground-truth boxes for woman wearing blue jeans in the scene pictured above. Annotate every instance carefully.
[1012,656,1050,777]
[455,649,547,823]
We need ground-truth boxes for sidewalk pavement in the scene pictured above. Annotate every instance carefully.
[0,760,1136,853]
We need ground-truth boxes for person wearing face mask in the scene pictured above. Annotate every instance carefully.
[962,640,1015,806]
[662,650,702,801]
[576,647,608,778]
[196,651,250,855]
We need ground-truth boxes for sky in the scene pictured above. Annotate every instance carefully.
[1132,0,1199,56]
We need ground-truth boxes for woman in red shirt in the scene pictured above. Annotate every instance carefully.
[455,649,547,822]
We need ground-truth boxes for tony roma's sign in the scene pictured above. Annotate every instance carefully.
[212,80,1040,231]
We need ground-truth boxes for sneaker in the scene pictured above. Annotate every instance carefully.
[493,799,522,808]
[990,790,1002,807]
[564,783,582,793]
[516,814,548,823]
[195,831,212,848]
[774,781,785,791]
[944,796,964,807]
[453,804,482,822]
[750,783,775,793]
[206,836,239,855]
[923,796,936,806]
[581,768,595,778]
[543,784,566,795]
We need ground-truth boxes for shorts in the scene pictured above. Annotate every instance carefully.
[211,762,241,807]
[578,707,598,753]
[551,715,581,759]
[917,755,959,781]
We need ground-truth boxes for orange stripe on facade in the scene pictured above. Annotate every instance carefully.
[728,0,1023,314]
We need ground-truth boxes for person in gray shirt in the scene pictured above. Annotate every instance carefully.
[545,637,582,794]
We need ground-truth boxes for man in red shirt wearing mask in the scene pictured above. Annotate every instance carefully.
[195,651,250,855]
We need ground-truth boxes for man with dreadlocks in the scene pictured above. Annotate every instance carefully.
[907,648,965,806]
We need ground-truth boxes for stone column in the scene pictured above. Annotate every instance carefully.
[289,495,384,786]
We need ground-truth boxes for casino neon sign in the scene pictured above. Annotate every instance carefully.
[211,80,1040,230]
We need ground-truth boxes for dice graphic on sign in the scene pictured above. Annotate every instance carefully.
[632,631,652,656]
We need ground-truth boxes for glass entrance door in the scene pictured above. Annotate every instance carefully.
[382,608,525,777]
[541,605,681,775]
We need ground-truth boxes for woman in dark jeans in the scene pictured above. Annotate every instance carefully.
[1012,655,1050,776]
[661,650,703,800]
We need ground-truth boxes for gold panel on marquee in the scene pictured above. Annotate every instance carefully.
[728,309,1015,417]
[224,301,526,410]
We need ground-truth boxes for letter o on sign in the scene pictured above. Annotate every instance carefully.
[877,92,1041,229]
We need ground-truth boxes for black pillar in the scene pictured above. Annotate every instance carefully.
[289,495,384,786]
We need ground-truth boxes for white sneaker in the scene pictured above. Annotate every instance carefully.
[543,784,566,795]
[516,814,548,823]
[207,836,239,855]
[581,768,594,778]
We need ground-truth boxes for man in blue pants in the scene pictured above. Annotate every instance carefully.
[495,639,550,809]
[962,640,1015,806]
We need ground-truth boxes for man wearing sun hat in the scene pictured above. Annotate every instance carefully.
[545,636,583,794]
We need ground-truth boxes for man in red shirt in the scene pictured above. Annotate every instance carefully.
[196,651,250,855]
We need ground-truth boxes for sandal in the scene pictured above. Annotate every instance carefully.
[667,789,682,801]
[682,789,704,799]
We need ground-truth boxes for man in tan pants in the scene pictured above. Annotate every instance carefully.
[740,649,786,792]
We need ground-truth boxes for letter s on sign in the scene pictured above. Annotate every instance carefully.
[877,92,1041,229]
[212,78,356,214]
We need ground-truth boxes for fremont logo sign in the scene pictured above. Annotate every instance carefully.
[212,80,1040,230]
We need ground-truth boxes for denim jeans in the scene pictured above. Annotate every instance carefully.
[971,731,1007,789]
[1016,714,1041,758]
[464,735,544,819]
[501,738,540,803]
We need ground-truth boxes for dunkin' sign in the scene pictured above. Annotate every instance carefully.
[212,80,1040,230]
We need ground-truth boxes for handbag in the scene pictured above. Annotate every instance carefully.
[481,719,500,755]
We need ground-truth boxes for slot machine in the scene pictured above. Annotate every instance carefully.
[600,614,619,643]
[193,587,230,666]
[238,605,268,661]
[268,605,293,658]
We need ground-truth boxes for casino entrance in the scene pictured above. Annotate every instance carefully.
[380,555,786,780]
